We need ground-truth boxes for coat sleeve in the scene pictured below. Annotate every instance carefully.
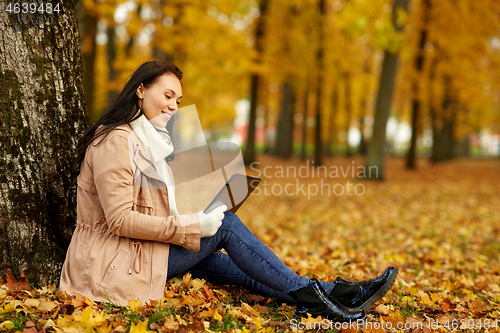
[92,132,200,251]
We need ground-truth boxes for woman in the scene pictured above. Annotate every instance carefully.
[60,60,398,323]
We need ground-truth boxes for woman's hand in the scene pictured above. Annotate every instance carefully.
[198,205,227,238]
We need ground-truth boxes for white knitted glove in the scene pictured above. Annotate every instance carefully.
[198,205,227,238]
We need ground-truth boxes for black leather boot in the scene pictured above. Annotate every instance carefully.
[288,278,365,323]
[329,266,399,311]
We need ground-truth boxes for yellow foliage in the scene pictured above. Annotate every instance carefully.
[1,157,500,332]
[130,320,149,333]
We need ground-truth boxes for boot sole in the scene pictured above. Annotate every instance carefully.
[359,267,399,312]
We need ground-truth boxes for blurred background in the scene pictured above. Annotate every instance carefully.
[75,0,500,166]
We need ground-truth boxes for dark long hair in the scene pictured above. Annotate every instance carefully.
[71,60,182,180]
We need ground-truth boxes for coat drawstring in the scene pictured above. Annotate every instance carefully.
[129,241,143,274]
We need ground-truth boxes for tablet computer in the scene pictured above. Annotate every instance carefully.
[203,173,261,214]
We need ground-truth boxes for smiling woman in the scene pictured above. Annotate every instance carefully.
[136,73,182,121]
[60,60,398,323]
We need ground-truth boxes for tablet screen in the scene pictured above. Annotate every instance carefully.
[203,173,261,214]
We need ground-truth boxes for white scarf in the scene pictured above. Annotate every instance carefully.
[130,114,179,216]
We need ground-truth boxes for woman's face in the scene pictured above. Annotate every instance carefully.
[136,73,182,121]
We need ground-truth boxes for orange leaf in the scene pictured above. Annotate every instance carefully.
[22,328,38,333]
[252,303,269,314]
[3,267,32,292]
[469,300,489,315]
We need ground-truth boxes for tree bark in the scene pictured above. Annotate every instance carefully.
[365,0,410,180]
[358,59,372,155]
[430,110,455,162]
[244,0,268,165]
[107,25,119,108]
[430,77,456,162]
[273,82,295,158]
[313,0,326,166]
[300,88,309,161]
[406,0,430,169]
[327,79,339,156]
[344,72,353,157]
[0,0,89,285]
[75,0,97,120]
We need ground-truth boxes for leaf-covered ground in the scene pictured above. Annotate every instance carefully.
[1,156,499,332]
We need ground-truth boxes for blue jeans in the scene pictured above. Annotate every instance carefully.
[167,211,336,304]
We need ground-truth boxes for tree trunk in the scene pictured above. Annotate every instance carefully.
[75,0,97,120]
[365,0,410,180]
[344,72,353,157]
[328,79,339,156]
[453,136,469,158]
[406,0,430,169]
[262,82,272,154]
[245,74,259,164]
[244,0,268,165]
[314,0,326,166]
[300,88,309,161]
[430,76,456,163]
[273,83,295,158]
[358,59,372,155]
[431,110,456,162]
[0,0,89,285]
[107,25,119,109]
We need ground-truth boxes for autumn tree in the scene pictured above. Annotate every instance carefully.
[0,0,88,284]
[393,0,500,164]
[244,0,268,165]
[313,0,326,165]
[405,0,429,168]
[75,0,98,118]
[365,0,409,180]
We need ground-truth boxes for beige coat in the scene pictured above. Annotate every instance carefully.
[59,124,201,306]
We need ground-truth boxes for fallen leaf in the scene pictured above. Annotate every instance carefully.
[128,299,142,312]
[213,310,222,321]
[469,300,489,315]
[241,302,260,317]
[0,321,14,331]
[3,267,32,292]
[38,299,59,313]
[252,303,269,314]
[23,298,41,308]
[22,328,38,333]
[130,320,149,333]
[375,304,390,315]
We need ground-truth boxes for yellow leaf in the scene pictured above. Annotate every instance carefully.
[43,319,56,329]
[375,304,390,315]
[183,273,192,284]
[38,299,59,312]
[22,298,40,308]
[175,314,187,326]
[489,284,500,293]
[213,310,222,321]
[241,302,259,317]
[199,307,215,317]
[406,286,417,295]
[162,316,180,331]
[190,278,205,291]
[130,320,149,333]
[73,306,107,328]
[128,299,142,312]
[56,314,74,327]
[490,311,500,318]
[0,321,14,331]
